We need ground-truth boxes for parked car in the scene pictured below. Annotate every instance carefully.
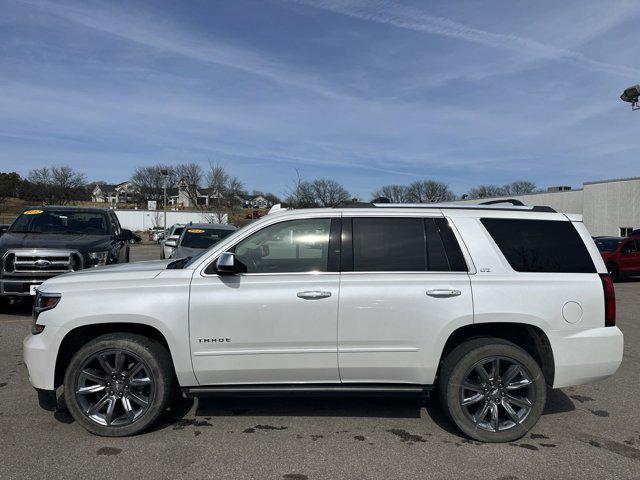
[150,226,165,243]
[160,224,185,259]
[167,223,237,259]
[596,236,640,281]
[0,206,133,308]
[24,203,622,441]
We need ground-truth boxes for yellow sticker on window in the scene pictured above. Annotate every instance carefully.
[187,228,205,233]
[23,209,44,215]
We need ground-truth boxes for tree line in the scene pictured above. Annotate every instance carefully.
[0,164,541,211]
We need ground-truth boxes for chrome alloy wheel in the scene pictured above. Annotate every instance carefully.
[459,356,535,433]
[75,349,154,427]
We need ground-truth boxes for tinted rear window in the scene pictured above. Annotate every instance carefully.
[352,218,426,271]
[481,218,595,273]
[349,217,467,272]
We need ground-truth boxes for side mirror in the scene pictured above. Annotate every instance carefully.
[164,239,178,248]
[119,229,134,241]
[216,252,236,274]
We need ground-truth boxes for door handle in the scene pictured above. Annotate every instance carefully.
[297,290,332,300]
[426,289,461,298]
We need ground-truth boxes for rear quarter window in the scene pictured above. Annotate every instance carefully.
[481,218,596,273]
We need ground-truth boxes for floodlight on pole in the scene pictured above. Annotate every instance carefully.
[620,85,640,111]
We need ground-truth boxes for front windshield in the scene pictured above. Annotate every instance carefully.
[594,238,622,252]
[9,209,109,235]
[180,227,235,249]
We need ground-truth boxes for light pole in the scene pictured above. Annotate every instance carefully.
[160,169,169,232]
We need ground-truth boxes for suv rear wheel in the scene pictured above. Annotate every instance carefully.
[63,333,173,436]
[438,337,546,443]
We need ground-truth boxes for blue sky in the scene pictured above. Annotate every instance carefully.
[1,0,639,199]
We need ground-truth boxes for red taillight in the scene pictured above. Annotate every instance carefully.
[599,274,616,327]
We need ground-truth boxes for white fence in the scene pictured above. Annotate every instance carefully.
[114,209,228,231]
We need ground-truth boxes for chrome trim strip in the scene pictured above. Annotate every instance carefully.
[193,347,337,356]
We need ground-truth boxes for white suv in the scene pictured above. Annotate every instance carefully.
[23,203,623,441]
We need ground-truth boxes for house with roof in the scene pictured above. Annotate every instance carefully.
[168,179,223,209]
[91,182,139,205]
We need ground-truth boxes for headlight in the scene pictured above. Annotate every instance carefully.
[32,291,61,334]
[87,251,109,266]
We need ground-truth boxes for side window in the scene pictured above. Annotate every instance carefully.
[348,217,468,272]
[426,218,468,272]
[234,218,332,273]
[481,218,596,273]
[621,240,638,253]
[108,213,121,235]
[352,218,426,271]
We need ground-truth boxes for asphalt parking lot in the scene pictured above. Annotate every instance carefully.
[1,243,639,480]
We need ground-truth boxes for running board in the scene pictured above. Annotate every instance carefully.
[182,383,433,398]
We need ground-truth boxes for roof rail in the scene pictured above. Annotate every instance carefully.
[479,198,525,206]
[367,203,556,213]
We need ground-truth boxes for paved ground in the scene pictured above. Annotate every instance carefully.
[1,243,639,479]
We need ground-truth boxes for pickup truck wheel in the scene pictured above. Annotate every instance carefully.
[438,338,546,443]
[63,333,173,437]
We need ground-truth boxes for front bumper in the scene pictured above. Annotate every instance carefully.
[550,326,624,388]
[23,325,66,391]
[0,278,43,296]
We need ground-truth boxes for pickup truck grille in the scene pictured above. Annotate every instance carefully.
[2,249,83,277]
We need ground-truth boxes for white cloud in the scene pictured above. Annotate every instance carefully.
[295,0,640,78]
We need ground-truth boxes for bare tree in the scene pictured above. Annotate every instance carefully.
[174,163,204,207]
[131,164,176,205]
[371,184,410,203]
[27,166,86,204]
[311,178,350,207]
[406,180,455,203]
[503,180,537,195]
[284,170,316,208]
[466,184,507,199]
[203,162,245,222]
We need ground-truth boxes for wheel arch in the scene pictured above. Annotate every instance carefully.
[54,323,175,389]
[437,322,555,386]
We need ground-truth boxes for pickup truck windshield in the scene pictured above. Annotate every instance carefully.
[181,228,234,249]
[10,210,109,235]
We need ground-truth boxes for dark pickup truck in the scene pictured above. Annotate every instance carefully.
[0,206,133,306]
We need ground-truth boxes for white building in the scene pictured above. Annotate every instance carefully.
[453,177,640,237]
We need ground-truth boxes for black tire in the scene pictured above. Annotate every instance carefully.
[607,263,619,282]
[438,337,546,443]
[63,333,174,436]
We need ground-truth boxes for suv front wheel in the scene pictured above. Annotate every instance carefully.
[438,337,546,443]
[63,333,173,436]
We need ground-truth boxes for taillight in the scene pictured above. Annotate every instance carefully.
[599,274,616,327]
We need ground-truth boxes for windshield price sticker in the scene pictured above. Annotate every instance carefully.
[188,229,205,233]
[24,209,44,215]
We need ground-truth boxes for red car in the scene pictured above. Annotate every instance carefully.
[594,236,640,281]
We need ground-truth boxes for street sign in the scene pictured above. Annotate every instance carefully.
[148,200,157,211]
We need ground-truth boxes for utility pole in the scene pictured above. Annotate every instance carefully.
[161,169,169,232]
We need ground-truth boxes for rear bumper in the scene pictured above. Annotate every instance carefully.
[550,326,623,388]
